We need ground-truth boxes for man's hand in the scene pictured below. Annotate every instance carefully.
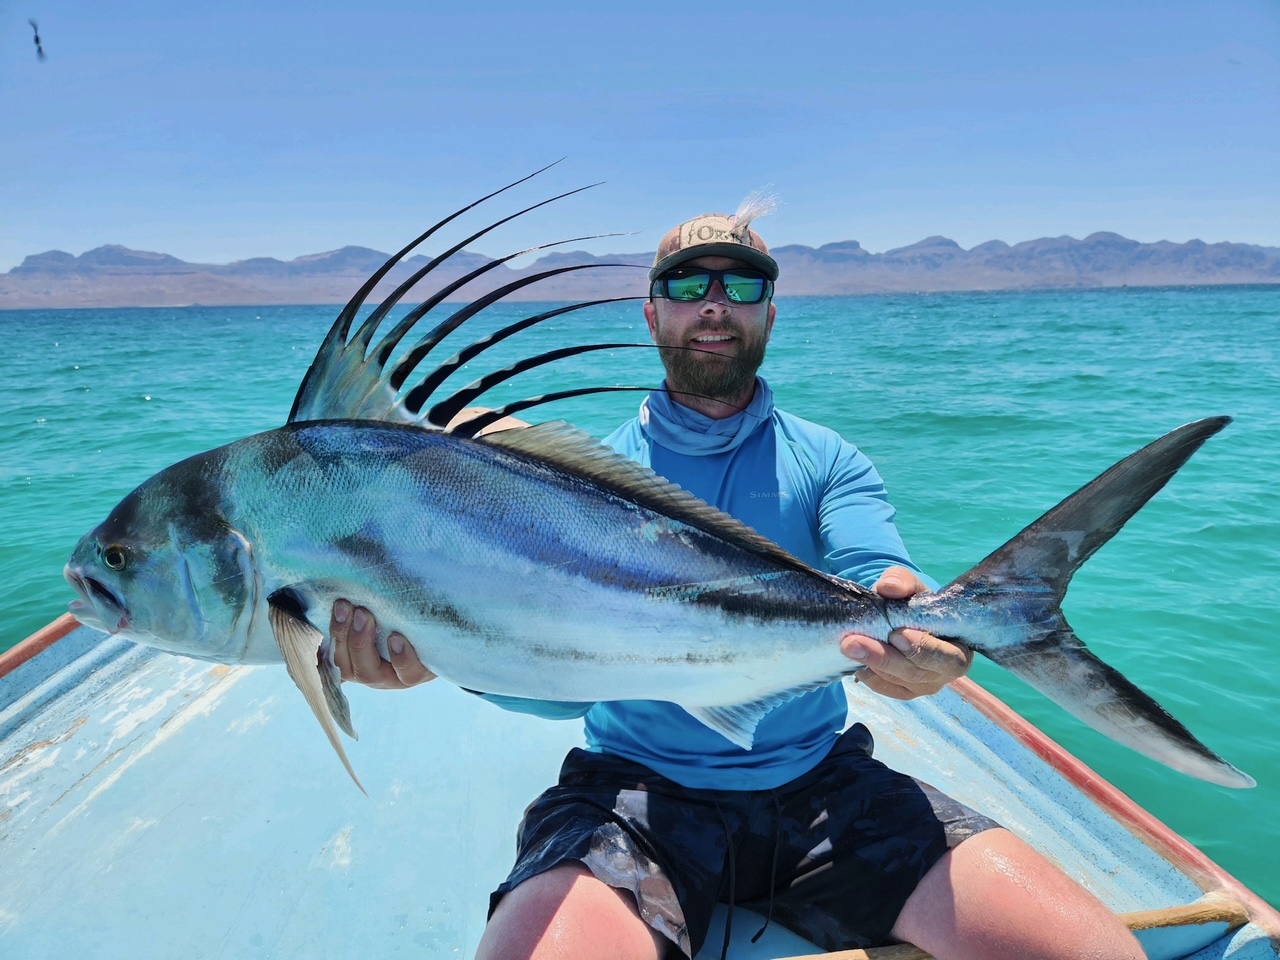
[840,567,973,700]
[330,599,436,689]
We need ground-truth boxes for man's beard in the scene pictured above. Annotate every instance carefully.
[655,320,769,406]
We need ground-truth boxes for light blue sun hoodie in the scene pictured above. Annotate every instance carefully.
[483,378,934,791]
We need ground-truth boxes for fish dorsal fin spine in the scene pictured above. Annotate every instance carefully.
[478,421,826,577]
[286,168,641,428]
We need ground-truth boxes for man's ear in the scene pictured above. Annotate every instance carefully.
[643,300,660,342]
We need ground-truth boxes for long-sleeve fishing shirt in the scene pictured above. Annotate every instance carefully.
[482,377,934,791]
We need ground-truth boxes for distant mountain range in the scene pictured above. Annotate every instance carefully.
[2,233,1277,309]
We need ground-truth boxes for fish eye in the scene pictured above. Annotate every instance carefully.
[103,545,128,571]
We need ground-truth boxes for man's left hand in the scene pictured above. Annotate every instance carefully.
[840,566,974,700]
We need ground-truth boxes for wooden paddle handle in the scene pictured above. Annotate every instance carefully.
[775,899,1251,960]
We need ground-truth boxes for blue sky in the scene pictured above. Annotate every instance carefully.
[2,1,1277,271]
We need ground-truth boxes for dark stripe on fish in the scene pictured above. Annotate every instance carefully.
[646,571,855,626]
[255,430,314,477]
[330,530,486,636]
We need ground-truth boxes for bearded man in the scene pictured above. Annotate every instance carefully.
[332,205,1144,960]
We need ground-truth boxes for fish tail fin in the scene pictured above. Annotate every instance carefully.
[924,417,1254,788]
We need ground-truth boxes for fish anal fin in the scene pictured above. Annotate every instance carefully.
[267,592,367,794]
[685,672,857,750]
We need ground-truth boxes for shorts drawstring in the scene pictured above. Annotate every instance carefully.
[750,790,783,944]
[717,789,784,960]
[714,801,736,960]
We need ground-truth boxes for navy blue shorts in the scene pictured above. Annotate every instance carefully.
[490,724,999,957]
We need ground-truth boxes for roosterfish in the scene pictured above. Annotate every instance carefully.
[64,168,1255,791]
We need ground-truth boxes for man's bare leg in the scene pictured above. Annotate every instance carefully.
[892,828,1144,960]
[476,864,668,960]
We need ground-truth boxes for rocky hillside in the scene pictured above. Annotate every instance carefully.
[2,233,1276,309]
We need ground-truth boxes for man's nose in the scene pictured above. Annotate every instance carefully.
[698,281,733,312]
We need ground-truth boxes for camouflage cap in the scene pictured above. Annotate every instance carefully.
[649,212,780,282]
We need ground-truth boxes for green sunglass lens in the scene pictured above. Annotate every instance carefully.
[666,274,711,300]
[722,274,766,303]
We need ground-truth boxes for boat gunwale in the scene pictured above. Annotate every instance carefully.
[0,613,78,679]
[951,675,1280,941]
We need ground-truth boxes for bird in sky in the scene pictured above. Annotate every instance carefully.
[29,19,45,61]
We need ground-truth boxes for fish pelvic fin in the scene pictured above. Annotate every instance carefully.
[926,417,1253,788]
[268,591,366,795]
[686,671,859,749]
[320,647,358,741]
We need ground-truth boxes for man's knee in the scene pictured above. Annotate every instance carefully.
[892,829,1144,960]
[478,864,668,960]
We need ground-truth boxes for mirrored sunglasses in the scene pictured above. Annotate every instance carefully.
[650,268,773,305]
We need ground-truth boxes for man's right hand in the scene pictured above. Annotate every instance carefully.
[330,599,436,689]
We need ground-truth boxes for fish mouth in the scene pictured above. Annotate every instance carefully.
[64,565,131,634]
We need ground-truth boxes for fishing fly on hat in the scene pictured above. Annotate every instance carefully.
[649,194,780,282]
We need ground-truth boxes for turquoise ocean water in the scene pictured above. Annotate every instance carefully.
[2,286,1277,908]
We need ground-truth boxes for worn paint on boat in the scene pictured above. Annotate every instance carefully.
[2,615,1277,959]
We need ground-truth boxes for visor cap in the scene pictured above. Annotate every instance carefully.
[650,212,779,282]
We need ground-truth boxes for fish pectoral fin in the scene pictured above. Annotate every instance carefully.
[267,595,367,795]
[685,673,855,750]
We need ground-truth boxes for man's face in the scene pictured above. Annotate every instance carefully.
[644,255,777,405]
